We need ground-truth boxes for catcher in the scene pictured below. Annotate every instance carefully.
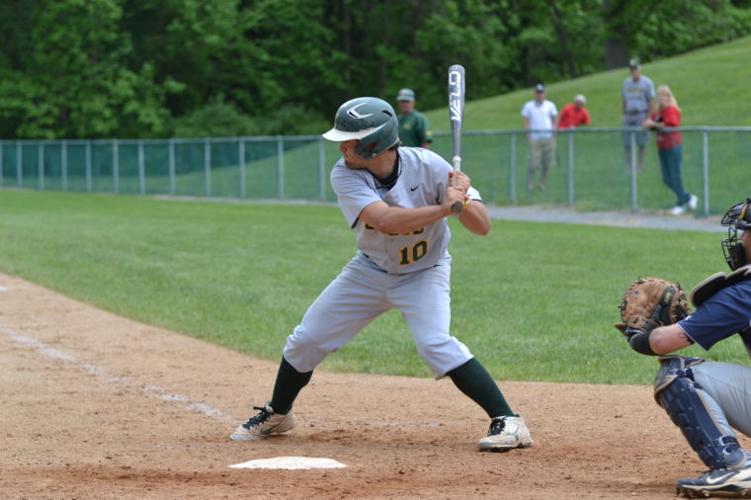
[616,197,751,498]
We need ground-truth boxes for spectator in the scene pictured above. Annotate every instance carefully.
[643,85,697,215]
[521,83,558,192]
[558,94,591,129]
[622,57,655,172]
[396,88,433,148]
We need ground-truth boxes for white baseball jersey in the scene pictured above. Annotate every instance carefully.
[330,147,482,274]
[282,146,479,378]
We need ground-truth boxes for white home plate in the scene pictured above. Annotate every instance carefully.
[0,286,8,292]
[230,456,346,470]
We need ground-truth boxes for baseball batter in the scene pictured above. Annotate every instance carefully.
[619,197,751,497]
[231,97,532,451]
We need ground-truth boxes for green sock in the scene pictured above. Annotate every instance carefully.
[447,358,514,418]
[269,357,312,414]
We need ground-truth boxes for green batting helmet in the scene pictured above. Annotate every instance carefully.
[322,97,399,159]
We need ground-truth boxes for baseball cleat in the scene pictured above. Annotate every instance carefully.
[478,415,533,452]
[676,464,751,498]
[230,403,296,441]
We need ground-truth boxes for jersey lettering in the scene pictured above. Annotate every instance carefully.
[364,223,424,236]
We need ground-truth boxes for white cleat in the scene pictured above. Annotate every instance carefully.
[688,194,699,211]
[671,205,687,216]
[478,415,533,452]
[230,403,296,441]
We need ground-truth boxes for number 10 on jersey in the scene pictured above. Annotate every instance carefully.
[399,241,428,265]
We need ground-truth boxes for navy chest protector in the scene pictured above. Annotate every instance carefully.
[689,265,751,307]
[690,265,751,356]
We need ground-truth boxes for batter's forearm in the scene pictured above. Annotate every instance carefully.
[458,201,491,235]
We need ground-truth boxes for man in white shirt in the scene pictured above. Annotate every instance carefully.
[521,83,558,192]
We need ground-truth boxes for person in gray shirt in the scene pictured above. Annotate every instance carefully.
[621,57,655,172]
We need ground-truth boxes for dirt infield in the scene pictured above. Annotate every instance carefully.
[1,272,738,499]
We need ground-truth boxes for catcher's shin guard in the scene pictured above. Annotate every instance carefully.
[654,356,746,470]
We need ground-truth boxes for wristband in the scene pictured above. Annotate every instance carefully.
[627,329,657,356]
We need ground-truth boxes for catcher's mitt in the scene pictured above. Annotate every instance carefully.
[615,278,689,335]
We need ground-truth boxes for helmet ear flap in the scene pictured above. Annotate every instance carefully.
[357,141,378,159]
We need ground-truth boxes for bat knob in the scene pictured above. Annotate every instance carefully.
[450,201,464,214]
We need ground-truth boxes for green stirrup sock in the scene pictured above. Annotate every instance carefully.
[269,357,312,415]
[447,358,514,418]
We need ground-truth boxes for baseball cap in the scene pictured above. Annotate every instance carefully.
[534,83,545,93]
[396,88,415,102]
[628,57,641,68]
[574,94,586,104]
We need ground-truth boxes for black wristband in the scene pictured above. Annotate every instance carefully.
[628,330,657,356]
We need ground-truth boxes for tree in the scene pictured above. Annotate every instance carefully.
[0,0,169,138]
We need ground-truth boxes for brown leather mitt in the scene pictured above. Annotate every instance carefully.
[615,278,689,335]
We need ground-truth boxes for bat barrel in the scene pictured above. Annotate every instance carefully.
[448,64,466,213]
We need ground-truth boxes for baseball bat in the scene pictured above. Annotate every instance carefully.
[448,64,465,214]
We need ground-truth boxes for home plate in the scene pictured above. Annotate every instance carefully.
[0,286,8,292]
[229,456,346,470]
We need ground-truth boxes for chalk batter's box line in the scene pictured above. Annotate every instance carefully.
[0,326,238,426]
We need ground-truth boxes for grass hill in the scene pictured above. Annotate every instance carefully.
[424,36,751,131]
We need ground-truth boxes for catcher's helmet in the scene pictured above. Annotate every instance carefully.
[721,197,751,270]
[322,97,399,160]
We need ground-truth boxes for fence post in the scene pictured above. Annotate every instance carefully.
[168,138,176,195]
[701,129,710,216]
[509,133,516,204]
[112,139,119,193]
[16,142,22,187]
[38,143,44,190]
[61,140,68,191]
[277,136,285,199]
[138,140,145,195]
[204,139,211,197]
[630,131,638,211]
[318,138,326,200]
[567,131,574,207]
[85,141,92,192]
[238,139,246,198]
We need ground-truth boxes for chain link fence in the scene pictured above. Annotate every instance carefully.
[1,127,749,215]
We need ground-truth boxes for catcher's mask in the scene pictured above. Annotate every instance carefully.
[721,197,751,270]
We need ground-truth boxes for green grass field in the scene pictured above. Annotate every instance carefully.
[1,190,746,385]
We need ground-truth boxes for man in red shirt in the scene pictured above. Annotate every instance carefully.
[557,94,591,129]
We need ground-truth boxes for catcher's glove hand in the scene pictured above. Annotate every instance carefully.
[615,278,689,338]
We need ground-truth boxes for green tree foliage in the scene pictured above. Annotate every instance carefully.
[0,0,749,139]
[0,0,169,138]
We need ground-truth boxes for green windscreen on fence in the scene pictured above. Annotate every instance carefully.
[1,129,748,215]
